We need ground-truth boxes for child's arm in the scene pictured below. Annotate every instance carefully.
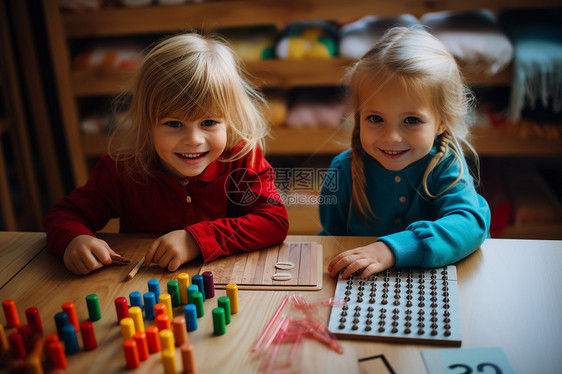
[144,230,201,272]
[328,241,395,279]
[183,147,289,263]
[63,235,119,274]
[45,155,120,261]
[379,153,490,268]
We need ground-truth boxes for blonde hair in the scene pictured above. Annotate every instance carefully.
[348,26,476,221]
[109,32,268,182]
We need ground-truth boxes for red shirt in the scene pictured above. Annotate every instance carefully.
[45,147,289,262]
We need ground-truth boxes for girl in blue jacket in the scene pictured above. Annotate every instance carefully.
[320,27,490,278]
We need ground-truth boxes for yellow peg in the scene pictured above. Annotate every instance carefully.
[159,293,173,320]
[226,283,239,314]
[120,318,136,341]
[177,273,190,305]
[161,348,177,374]
[128,306,145,333]
[159,329,175,352]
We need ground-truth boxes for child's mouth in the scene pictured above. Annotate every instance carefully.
[380,149,408,156]
[178,152,207,159]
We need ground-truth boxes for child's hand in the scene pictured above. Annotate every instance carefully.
[144,230,201,272]
[328,242,395,279]
[63,235,118,275]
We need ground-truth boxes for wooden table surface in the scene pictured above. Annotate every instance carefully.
[0,233,561,373]
[0,231,46,289]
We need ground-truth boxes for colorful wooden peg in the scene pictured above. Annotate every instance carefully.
[62,301,80,332]
[148,279,160,300]
[212,308,226,336]
[218,296,232,324]
[123,339,140,369]
[54,312,69,339]
[192,275,205,301]
[159,294,173,320]
[120,317,135,341]
[203,271,215,299]
[159,329,174,352]
[177,273,190,305]
[61,324,79,355]
[86,294,101,321]
[25,307,43,335]
[133,331,149,361]
[81,321,97,351]
[48,340,68,369]
[2,299,20,328]
[129,291,143,311]
[181,343,196,374]
[172,316,189,346]
[114,297,129,323]
[146,325,161,353]
[184,304,198,332]
[226,283,239,314]
[129,306,145,333]
[167,280,181,307]
[162,348,177,374]
[143,292,156,320]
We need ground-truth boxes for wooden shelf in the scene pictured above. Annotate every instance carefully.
[81,126,562,158]
[62,0,562,38]
[72,58,512,95]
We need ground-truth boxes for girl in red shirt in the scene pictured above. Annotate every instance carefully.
[45,33,289,275]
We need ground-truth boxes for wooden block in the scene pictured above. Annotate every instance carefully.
[199,242,323,291]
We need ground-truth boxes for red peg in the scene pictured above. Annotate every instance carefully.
[133,331,149,361]
[2,299,20,328]
[8,331,26,359]
[62,302,80,332]
[48,340,67,369]
[81,321,97,350]
[145,325,161,353]
[115,297,129,323]
[16,324,33,352]
[154,302,167,318]
[156,313,170,331]
[123,339,140,369]
[25,307,43,336]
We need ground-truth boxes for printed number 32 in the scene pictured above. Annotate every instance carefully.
[448,363,502,374]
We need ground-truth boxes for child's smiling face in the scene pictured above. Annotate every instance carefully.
[152,116,227,178]
[358,77,445,171]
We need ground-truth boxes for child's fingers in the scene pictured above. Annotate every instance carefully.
[340,260,369,279]
[167,257,181,272]
[328,251,351,274]
[79,252,104,275]
[361,263,384,279]
[329,255,354,278]
[91,242,114,266]
[144,238,161,266]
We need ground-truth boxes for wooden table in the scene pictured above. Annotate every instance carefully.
[0,233,561,373]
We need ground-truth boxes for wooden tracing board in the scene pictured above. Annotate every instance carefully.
[199,242,323,290]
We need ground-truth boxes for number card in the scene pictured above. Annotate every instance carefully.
[422,347,514,374]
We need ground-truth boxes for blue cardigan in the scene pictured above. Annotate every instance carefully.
[319,144,490,268]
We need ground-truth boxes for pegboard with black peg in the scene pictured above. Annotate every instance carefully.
[328,266,461,346]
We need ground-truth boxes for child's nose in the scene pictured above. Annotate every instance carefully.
[380,125,402,142]
[183,127,204,145]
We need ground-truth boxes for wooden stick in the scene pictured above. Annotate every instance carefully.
[127,257,145,279]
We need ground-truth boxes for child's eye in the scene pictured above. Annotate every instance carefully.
[164,120,183,128]
[404,117,421,125]
[367,115,383,123]
[201,119,218,127]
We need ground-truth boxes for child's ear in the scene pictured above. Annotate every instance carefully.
[436,119,447,135]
